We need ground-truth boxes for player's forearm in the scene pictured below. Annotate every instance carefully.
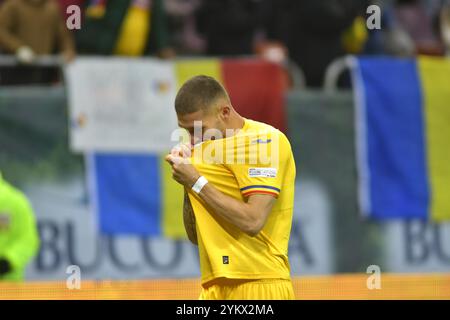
[197,183,263,236]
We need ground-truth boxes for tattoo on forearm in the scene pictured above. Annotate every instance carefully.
[184,191,193,217]
[183,191,198,245]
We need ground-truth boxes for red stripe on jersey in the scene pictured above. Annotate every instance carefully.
[242,190,279,198]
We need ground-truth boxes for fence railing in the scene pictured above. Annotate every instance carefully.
[0,54,307,89]
[323,55,353,94]
[0,55,64,67]
[0,53,360,93]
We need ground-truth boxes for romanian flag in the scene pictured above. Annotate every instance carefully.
[83,58,288,237]
[87,152,186,238]
[175,58,287,133]
[352,56,450,222]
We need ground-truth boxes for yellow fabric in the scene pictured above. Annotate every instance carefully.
[199,278,295,300]
[188,119,296,285]
[418,57,450,221]
[86,5,106,19]
[175,59,224,89]
[342,16,369,54]
[160,154,186,239]
[165,59,222,238]
[114,6,151,56]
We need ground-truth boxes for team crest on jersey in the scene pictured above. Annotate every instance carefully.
[251,138,272,144]
[248,168,277,178]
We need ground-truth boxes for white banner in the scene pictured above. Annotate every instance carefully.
[384,221,450,273]
[24,178,333,280]
[65,58,179,153]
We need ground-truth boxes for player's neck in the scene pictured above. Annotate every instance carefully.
[226,111,246,135]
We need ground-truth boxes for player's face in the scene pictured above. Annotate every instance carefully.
[177,107,227,145]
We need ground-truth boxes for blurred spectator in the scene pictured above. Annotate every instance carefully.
[195,0,266,56]
[394,0,445,55]
[0,172,40,282]
[342,16,369,55]
[360,0,416,57]
[76,0,173,58]
[441,1,450,55]
[254,41,288,65]
[0,0,75,62]
[423,0,445,18]
[383,25,416,56]
[57,0,86,22]
[363,1,395,55]
[0,0,76,85]
[264,0,366,87]
[165,0,205,54]
[253,41,294,88]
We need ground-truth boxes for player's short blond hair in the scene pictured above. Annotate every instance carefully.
[175,75,230,115]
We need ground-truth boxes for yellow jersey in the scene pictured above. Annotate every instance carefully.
[188,118,296,286]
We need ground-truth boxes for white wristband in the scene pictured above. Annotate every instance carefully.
[192,176,208,194]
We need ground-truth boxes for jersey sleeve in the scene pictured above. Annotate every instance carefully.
[226,131,291,199]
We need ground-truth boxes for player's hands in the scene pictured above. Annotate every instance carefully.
[170,143,192,158]
[165,154,200,188]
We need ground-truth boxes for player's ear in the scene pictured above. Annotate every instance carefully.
[219,104,231,120]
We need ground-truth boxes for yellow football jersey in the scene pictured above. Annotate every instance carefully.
[187,118,296,286]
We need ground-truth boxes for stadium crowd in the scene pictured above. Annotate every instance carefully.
[0,0,448,87]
